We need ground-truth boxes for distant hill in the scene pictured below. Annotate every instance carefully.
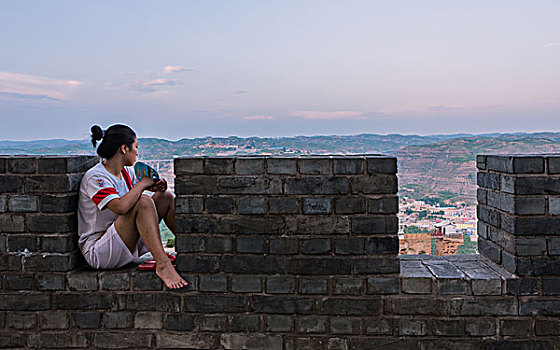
[2,132,559,204]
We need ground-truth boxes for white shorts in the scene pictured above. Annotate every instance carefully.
[83,223,149,269]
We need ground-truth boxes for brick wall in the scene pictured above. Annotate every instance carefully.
[1,155,559,349]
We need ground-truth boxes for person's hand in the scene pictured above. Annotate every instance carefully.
[150,178,168,192]
[139,176,156,190]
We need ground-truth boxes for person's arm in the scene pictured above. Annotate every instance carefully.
[106,176,155,215]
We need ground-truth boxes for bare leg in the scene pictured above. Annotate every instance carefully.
[114,195,187,289]
[152,190,175,233]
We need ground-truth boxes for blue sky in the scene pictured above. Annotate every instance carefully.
[1,1,559,140]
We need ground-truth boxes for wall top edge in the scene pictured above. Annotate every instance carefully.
[174,154,393,160]
[0,155,98,159]
[478,154,560,158]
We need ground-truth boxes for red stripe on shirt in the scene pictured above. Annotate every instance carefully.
[92,187,118,205]
[121,169,133,190]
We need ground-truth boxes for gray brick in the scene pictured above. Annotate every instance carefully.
[302,238,331,254]
[368,236,399,254]
[8,158,36,174]
[516,238,546,256]
[398,319,427,336]
[333,158,364,174]
[4,274,34,290]
[297,316,328,333]
[174,158,203,175]
[266,276,296,294]
[8,195,37,212]
[402,277,432,294]
[388,297,448,315]
[239,197,266,214]
[299,278,328,294]
[27,213,76,233]
[267,158,297,175]
[477,172,500,190]
[230,314,261,332]
[451,298,517,316]
[25,174,82,193]
[335,237,365,255]
[218,176,282,195]
[39,193,78,213]
[69,273,98,291]
[201,315,228,331]
[101,272,130,290]
[478,238,501,264]
[204,236,233,253]
[507,278,538,295]
[7,234,37,251]
[37,157,66,174]
[536,319,560,335]
[364,318,393,335]
[367,276,399,294]
[220,334,281,350]
[299,159,331,174]
[303,197,332,214]
[165,314,195,331]
[236,158,264,174]
[335,197,366,214]
[125,293,181,312]
[500,319,532,336]
[0,293,50,310]
[316,297,382,316]
[0,214,25,232]
[40,234,76,253]
[368,196,399,214]
[520,300,560,316]
[477,205,501,228]
[232,275,262,293]
[437,278,468,295]
[200,275,228,292]
[477,188,487,205]
[0,158,5,173]
[334,278,365,295]
[293,216,350,234]
[549,156,560,174]
[353,257,399,274]
[465,318,496,336]
[266,315,293,332]
[549,238,560,255]
[237,236,266,253]
[29,332,88,348]
[476,155,487,170]
[94,332,153,349]
[269,197,299,214]
[471,278,502,295]
[330,317,361,334]
[134,311,163,329]
[269,238,298,254]
[285,177,348,195]
[477,221,488,239]
[39,311,70,330]
[431,319,465,336]
[549,197,560,215]
[175,235,202,252]
[206,196,235,214]
[185,295,247,313]
[175,176,217,194]
[543,278,560,295]
[65,155,98,173]
[204,157,234,174]
[366,157,396,174]
[351,175,397,194]
[175,196,204,213]
[37,273,66,290]
[72,311,101,328]
[0,195,6,212]
[487,155,544,174]
[133,271,163,291]
[0,175,24,193]
[8,312,37,330]
[352,216,398,234]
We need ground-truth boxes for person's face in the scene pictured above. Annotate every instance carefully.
[124,139,138,166]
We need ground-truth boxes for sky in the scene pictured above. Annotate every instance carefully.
[1,0,559,140]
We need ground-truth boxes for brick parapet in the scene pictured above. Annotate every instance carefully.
[477,155,560,277]
[0,155,98,273]
[1,154,559,349]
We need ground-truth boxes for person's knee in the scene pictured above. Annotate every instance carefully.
[135,194,156,211]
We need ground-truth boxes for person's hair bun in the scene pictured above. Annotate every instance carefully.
[91,125,104,147]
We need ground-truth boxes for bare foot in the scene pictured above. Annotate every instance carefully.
[156,260,188,289]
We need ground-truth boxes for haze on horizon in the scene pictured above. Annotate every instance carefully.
[1,1,559,141]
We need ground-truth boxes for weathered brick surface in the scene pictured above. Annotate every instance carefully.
[1,155,559,348]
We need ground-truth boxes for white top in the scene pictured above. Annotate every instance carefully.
[77,162,138,254]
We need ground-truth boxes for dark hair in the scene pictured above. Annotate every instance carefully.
[90,124,137,159]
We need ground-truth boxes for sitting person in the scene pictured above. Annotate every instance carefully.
[77,123,187,289]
